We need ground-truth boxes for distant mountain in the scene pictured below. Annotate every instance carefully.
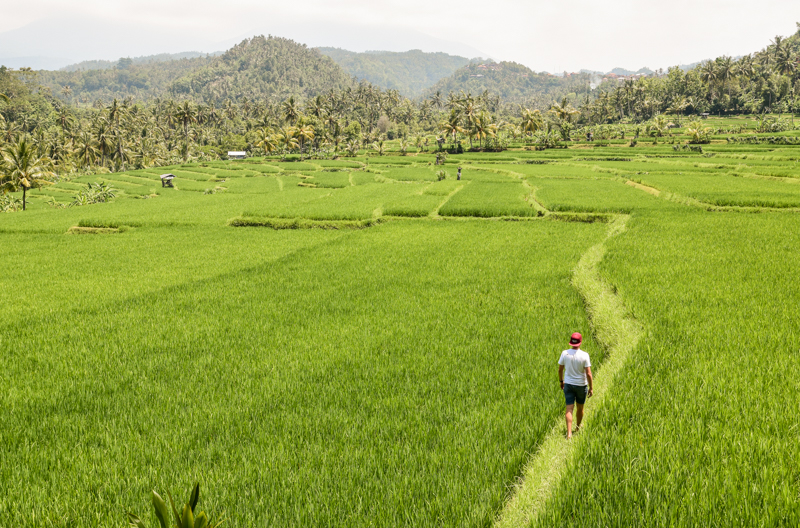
[317,48,473,97]
[36,55,216,104]
[34,36,357,105]
[425,61,577,103]
[61,51,224,72]
[170,36,355,102]
[609,67,654,76]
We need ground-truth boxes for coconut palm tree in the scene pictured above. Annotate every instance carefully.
[520,107,544,136]
[438,110,465,145]
[282,96,299,125]
[277,126,298,159]
[1,137,55,211]
[74,131,99,167]
[174,101,197,138]
[700,61,720,104]
[256,128,278,155]
[716,56,736,103]
[296,124,315,160]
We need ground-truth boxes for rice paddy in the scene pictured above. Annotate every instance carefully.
[3,116,800,526]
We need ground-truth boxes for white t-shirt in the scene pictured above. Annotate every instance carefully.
[558,348,591,386]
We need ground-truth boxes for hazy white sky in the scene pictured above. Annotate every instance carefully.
[2,0,798,71]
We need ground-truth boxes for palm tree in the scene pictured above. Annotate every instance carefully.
[1,137,55,210]
[94,120,113,167]
[282,96,299,124]
[700,61,718,104]
[716,56,736,103]
[438,109,465,145]
[470,111,496,149]
[74,131,99,167]
[174,101,197,138]
[277,126,298,159]
[296,124,315,160]
[520,107,544,136]
[256,128,278,156]
[549,97,579,122]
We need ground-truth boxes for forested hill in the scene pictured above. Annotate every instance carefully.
[171,36,355,103]
[60,51,222,72]
[317,48,471,98]
[425,61,591,104]
[34,36,356,106]
[36,55,214,105]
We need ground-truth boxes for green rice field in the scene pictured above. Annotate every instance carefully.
[2,117,800,527]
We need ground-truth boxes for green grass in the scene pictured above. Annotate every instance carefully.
[634,171,800,208]
[535,210,800,526]
[5,132,800,527]
[534,178,662,213]
[439,182,539,217]
[0,220,605,527]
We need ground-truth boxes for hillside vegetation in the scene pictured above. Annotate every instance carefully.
[60,52,221,72]
[426,61,586,104]
[318,48,471,97]
[37,56,214,104]
[172,36,355,103]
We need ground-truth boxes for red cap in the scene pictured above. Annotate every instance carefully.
[569,332,582,346]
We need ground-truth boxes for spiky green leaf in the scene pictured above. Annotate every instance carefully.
[152,491,170,528]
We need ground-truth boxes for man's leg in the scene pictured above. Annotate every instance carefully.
[575,403,585,430]
[565,403,575,438]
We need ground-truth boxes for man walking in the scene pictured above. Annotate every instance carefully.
[558,332,593,439]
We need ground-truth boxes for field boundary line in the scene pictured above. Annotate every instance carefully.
[520,179,548,213]
[625,179,800,213]
[625,180,660,196]
[276,176,284,191]
[494,214,642,528]
[430,183,466,217]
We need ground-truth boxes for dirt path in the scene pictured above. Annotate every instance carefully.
[494,214,642,528]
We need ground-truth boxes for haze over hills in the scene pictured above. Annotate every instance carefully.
[24,31,709,107]
[61,52,226,73]
[317,48,476,98]
[425,61,588,104]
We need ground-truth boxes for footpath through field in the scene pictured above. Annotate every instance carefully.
[494,214,642,528]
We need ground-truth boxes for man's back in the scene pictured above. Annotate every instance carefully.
[559,348,591,386]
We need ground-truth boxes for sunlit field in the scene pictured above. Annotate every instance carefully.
[2,116,800,526]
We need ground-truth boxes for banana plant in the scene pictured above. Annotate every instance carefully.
[127,483,224,528]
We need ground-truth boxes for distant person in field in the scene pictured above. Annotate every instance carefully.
[457,167,462,180]
[558,332,593,439]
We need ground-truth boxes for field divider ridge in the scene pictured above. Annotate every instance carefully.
[624,177,800,213]
[430,183,466,217]
[520,178,548,213]
[493,214,642,528]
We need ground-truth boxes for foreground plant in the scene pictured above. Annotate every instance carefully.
[127,483,224,528]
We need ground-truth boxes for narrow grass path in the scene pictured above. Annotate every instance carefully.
[623,178,800,212]
[494,214,642,528]
[430,183,466,217]
[625,180,660,196]
[521,179,548,214]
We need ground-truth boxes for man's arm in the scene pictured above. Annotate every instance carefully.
[558,365,565,389]
[585,366,594,396]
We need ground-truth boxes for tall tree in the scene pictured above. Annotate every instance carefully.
[1,137,55,210]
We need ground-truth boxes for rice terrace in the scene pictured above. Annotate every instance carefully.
[2,22,800,528]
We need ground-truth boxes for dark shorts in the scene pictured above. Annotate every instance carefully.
[563,383,588,405]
